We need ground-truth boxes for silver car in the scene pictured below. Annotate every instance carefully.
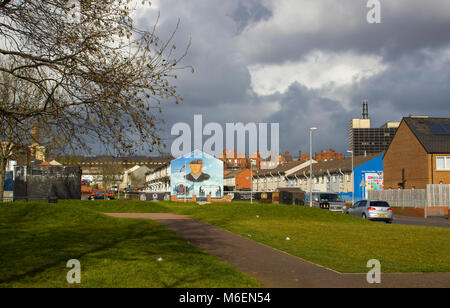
[346,200,393,223]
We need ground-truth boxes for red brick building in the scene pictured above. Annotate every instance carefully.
[224,169,254,191]
[297,149,343,162]
[298,151,311,161]
[220,150,248,169]
[314,149,344,162]
[384,117,450,189]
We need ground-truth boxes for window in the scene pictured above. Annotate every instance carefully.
[369,201,390,208]
[436,156,450,171]
[319,194,344,202]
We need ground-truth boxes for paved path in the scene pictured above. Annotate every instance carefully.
[105,213,450,288]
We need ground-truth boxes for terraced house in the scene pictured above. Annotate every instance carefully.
[287,153,384,200]
[251,160,313,192]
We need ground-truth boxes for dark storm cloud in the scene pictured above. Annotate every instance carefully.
[262,46,450,155]
[231,0,272,34]
[131,0,450,155]
[239,0,450,65]
[262,83,352,154]
[349,48,450,120]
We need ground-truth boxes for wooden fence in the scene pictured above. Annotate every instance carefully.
[368,184,450,208]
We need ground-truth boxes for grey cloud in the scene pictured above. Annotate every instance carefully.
[262,83,352,154]
[349,48,450,116]
[239,0,450,65]
[231,0,272,34]
[129,1,450,156]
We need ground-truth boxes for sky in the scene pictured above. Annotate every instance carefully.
[133,0,450,157]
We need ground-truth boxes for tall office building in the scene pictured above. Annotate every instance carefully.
[349,101,400,156]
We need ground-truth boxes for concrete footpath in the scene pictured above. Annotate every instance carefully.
[105,213,450,288]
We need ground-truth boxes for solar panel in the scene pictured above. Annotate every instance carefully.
[429,123,450,135]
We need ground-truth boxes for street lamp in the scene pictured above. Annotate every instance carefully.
[250,159,256,204]
[309,127,318,207]
[347,150,354,205]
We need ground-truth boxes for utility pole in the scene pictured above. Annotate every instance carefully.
[250,159,256,204]
[347,150,354,205]
[309,127,318,207]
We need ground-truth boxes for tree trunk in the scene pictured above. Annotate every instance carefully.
[0,159,6,202]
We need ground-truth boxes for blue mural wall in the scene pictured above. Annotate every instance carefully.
[353,154,384,201]
[171,150,223,199]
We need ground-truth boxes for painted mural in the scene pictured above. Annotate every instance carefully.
[170,150,223,199]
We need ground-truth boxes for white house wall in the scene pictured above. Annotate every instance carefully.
[252,170,354,194]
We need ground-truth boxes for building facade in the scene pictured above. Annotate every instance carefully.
[349,101,399,156]
[252,160,313,192]
[71,155,169,188]
[269,154,384,201]
[384,117,450,189]
[224,169,254,191]
[314,148,344,162]
[352,154,384,200]
[145,163,171,193]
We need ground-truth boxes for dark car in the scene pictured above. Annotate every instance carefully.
[305,192,346,212]
[88,192,115,200]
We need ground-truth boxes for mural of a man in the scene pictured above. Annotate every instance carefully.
[185,159,210,182]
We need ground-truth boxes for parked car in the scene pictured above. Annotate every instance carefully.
[346,200,393,223]
[305,192,346,213]
[88,191,115,200]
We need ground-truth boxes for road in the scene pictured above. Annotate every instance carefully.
[380,214,450,228]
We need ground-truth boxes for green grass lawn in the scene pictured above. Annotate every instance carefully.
[0,201,259,288]
[77,200,450,274]
[1,200,449,288]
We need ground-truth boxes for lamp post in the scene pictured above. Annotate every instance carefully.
[309,127,318,207]
[250,159,256,204]
[347,150,354,205]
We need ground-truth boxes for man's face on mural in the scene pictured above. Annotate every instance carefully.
[189,160,204,175]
